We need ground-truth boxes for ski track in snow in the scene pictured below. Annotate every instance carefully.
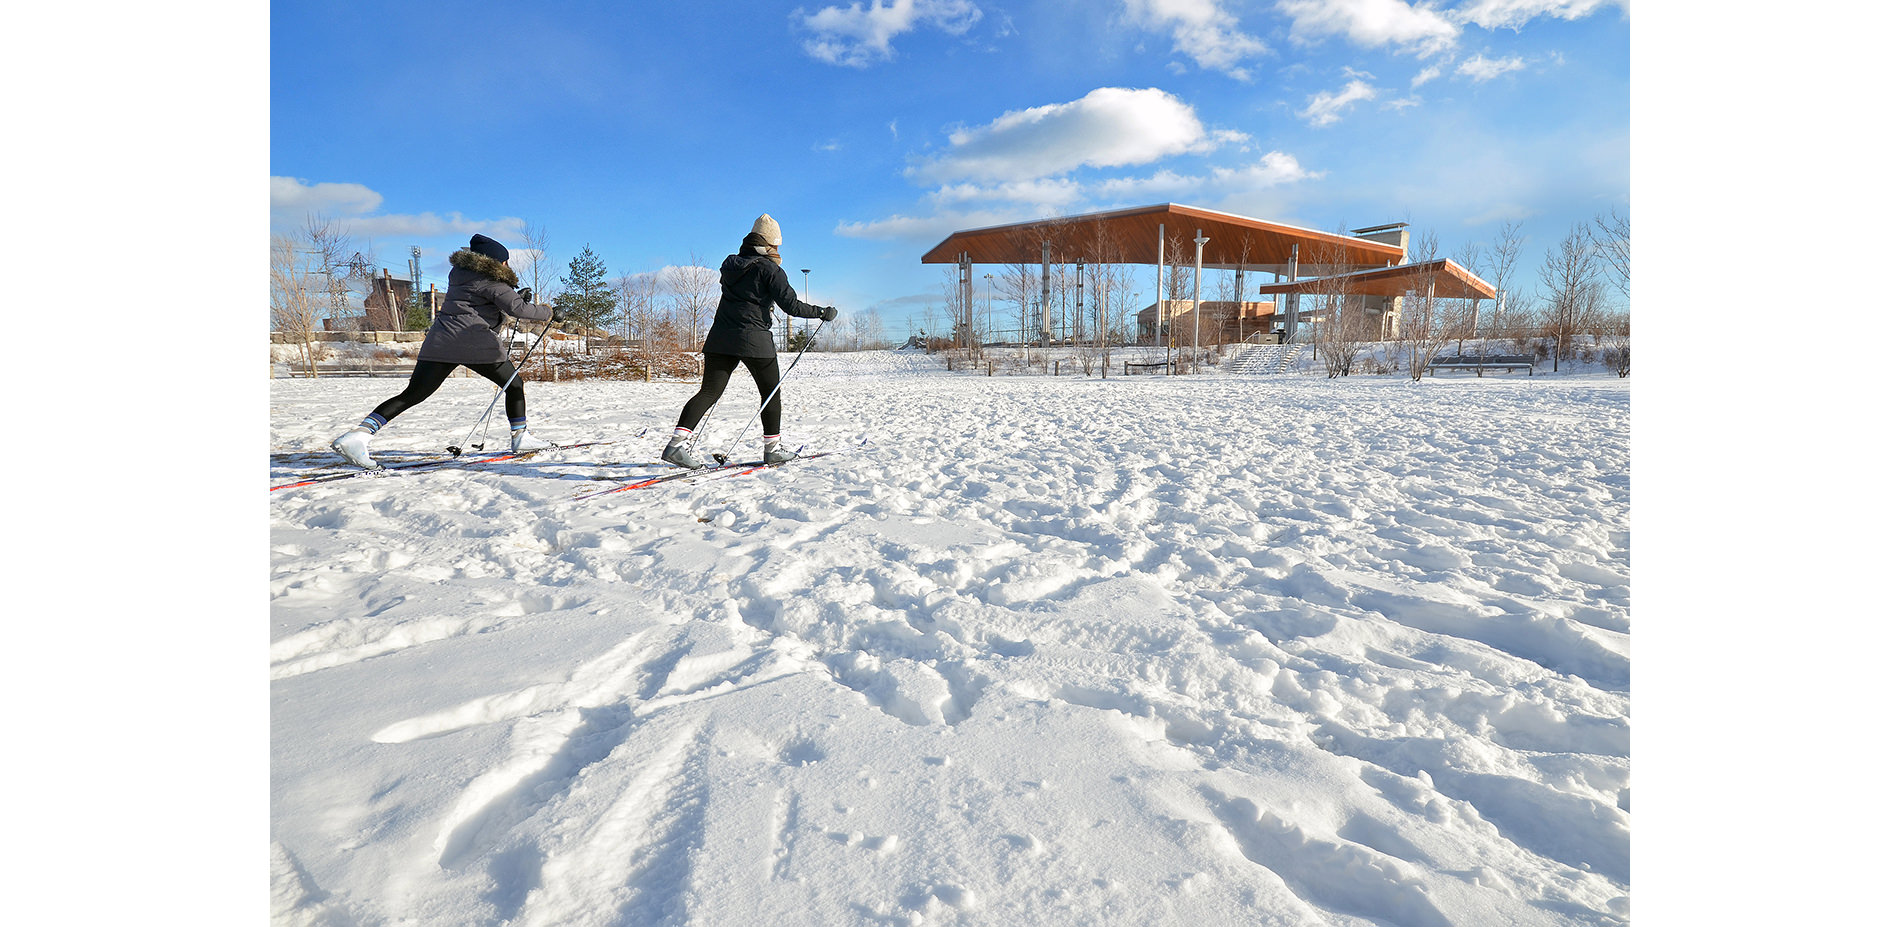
[270,356,1631,926]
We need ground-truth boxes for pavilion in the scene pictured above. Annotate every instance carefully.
[920,203,1497,345]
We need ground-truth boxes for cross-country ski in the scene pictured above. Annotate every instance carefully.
[571,450,837,501]
[269,440,614,492]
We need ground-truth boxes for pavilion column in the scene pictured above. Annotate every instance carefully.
[1286,243,1300,344]
[1234,266,1244,341]
[1156,223,1165,347]
[1075,259,1084,345]
[1040,240,1052,345]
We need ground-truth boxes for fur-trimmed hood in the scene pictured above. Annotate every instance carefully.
[449,248,519,287]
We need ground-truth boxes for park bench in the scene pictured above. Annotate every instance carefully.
[1425,353,1535,376]
[1123,360,1177,375]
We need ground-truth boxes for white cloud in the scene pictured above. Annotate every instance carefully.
[847,151,1320,241]
[1277,0,1461,56]
[836,208,1027,242]
[1457,53,1526,80]
[1457,0,1622,30]
[270,176,381,220]
[928,178,1088,212]
[912,87,1240,184]
[1099,150,1318,199]
[355,213,524,241]
[1122,0,1269,80]
[1300,79,1379,126]
[269,176,521,246]
[1096,168,1211,202]
[796,0,981,67]
[1412,64,1443,87]
[1213,150,1321,187]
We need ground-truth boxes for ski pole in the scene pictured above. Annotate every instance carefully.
[715,316,828,465]
[449,315,555,456]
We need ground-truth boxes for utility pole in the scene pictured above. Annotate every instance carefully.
[408,246,422,333]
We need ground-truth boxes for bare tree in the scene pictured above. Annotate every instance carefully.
[848,311,884,350]
[517,222,553,304]
[1538,222,1604,373]
[1162,233,1193,364]
[1450,240,1483,351]
[1310,236,1371,377]
[614,269,665,370]
[270,215,360,377]
[1483,219,1527,353]
[1074,223,1127,375]
[270,235,321,378]
[1592,204,1631,301]
[936,266,981,369]
[1602,308,1631,377]
[1398,230,1454,380]
[663,254,719,352]
[998,259,1038,350]
[1214,235,1256,348]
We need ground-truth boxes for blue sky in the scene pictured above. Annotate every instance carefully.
[270,0,1629,334]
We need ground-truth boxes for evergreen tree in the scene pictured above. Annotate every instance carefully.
[403,291,431,331]
[555,245,616,342]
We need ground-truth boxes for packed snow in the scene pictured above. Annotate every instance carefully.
[269,351,1630,926]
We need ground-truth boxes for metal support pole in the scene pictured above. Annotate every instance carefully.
[1234,266,1245,341]
[1155,223,1164,347]
[1040,239,1051,346]
[1074,259,1083,346]
[961,252,974,362]
[1285,243,1299,345]
[1190,235,1203,363]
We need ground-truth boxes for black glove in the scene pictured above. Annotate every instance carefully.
[517,287,533,303]
[820,306,838,322]
[550,307,568,323]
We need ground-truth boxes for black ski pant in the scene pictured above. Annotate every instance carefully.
[372,360,527,425]
[677,353,782,437]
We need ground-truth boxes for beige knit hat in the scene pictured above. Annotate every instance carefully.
[751,214,782,247]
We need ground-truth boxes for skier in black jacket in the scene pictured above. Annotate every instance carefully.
[331,233,564,469]
[662,214,837,468]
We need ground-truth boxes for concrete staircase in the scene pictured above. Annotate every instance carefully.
[1228,343,1299,375]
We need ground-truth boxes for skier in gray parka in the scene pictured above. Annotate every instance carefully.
[331,233,565,469]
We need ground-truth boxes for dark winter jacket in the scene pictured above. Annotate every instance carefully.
[701,253,829,358]
[418,249,555,364]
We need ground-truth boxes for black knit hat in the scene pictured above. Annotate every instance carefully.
[469,234,509,263]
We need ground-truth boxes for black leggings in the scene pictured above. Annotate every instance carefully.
[373,360,526,424]
[677,353,782,436]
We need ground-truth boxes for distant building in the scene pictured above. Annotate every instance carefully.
[323,274,446,331]
[1136,299,1280,342]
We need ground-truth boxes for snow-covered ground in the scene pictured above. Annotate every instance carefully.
[269,354,1630,926]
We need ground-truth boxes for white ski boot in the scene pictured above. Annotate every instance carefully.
[331,427,380,470]
[511,429,555,454]
[763,440,797,464]
[662,436,708,469]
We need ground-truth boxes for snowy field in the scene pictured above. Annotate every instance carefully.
[269,354,1630,926]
